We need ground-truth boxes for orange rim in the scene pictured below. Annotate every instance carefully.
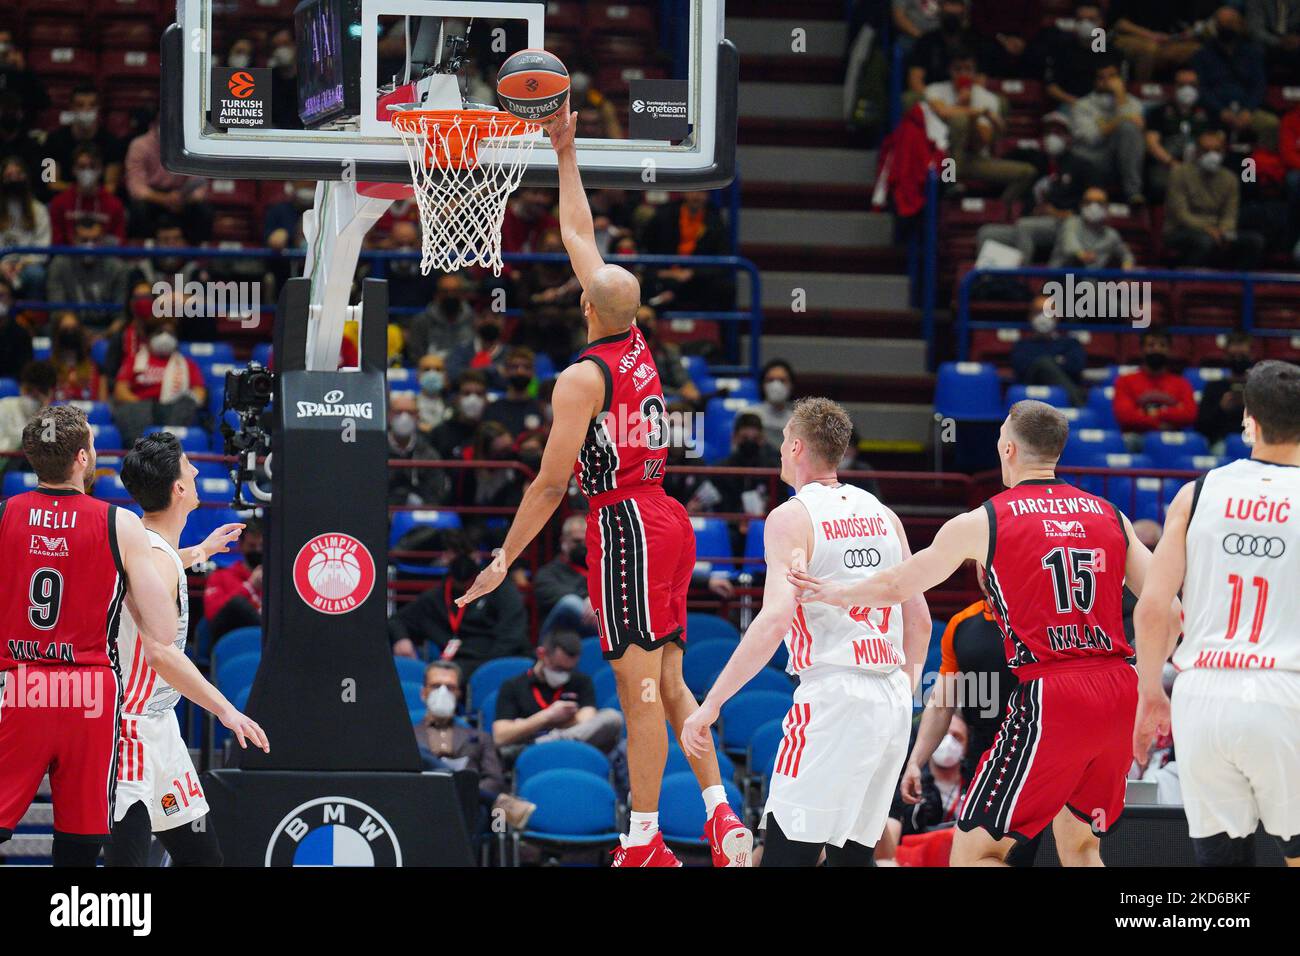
[391,108,536,170]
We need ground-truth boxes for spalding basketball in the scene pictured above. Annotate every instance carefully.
[496,49,570,123]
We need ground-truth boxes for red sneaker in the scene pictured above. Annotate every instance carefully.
[610,832,683,868]
[704,804,753,867]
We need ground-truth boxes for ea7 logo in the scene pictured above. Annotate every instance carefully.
[1043,520,1086,538]
[30,534,69,555]
[642,459,664,481]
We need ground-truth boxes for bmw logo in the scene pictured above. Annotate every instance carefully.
[265,797,402,866]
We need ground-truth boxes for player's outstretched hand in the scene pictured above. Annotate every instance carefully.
[899,761,925,804]
[1131,687,1170,767]
[680,700,719,759]
[221,707,270,753]
[542,99,578,152]
[455,551,509,608]
[786,566,848,607]
[200,522,245,561]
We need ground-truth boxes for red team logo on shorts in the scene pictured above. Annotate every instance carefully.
[292,533,376,615]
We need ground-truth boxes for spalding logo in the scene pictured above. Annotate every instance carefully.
[295,388,374,419]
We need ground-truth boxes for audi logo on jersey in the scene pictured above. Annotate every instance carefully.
[1221,534,1286,558]
[843,548,882,569]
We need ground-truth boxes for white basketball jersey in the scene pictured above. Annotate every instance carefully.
[1176,458,1300,674]
[785,482,906,678]
[119,529,188,716]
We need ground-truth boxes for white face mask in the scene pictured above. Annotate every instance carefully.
[458,393,486,420]
[1076,19,1098,41]
[1043,133,1068,156]
[931,734,964,769]
[542,666,571,688]
[390,411,417,439]
[149,332,178,357]
[270,46,295,69]
[1030,311,1057,335]
[1081,202,1106,225]
[228,53,251,69]
[75,168,99,190]
[764,379,790,404]
[71,109,97,127]
[1175,84,1198,108]
[425,684,457,719]
[1199,150,1224,172]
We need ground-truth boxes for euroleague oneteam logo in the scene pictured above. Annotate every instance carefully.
[228,71,256,98]
[292,532,375,614]
[266,797,401,866]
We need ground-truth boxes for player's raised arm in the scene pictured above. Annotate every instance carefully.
[887,508,933,693]
[543,101,605,289]
[1132,483,1193,763]
[681,500,810,758]
[456,360,604,607]
[789,507,987,610]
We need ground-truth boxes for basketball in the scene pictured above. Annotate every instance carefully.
[307,546,362,600]
[496,49,570,123]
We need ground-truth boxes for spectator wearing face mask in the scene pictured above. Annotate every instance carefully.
[202,520,264,641]
[482,347,544,435]
[1113,329,1198,438]
[47,313,105,402]
[388,543,529,676]
[465,420,524,514]
[266,29,303,131]
[446,313,507,389]
[225,36,256,72]
[1110,2,1205,83]
[493,628,624,757]
[388,390,448,506]
[48,145,127,246]
[1048,187,1136,271]
[404,273,477,364]
[0,277,32,379]
[1033,2,1112,108]
[45,85,125,195]
[431,369,489,459]
[111,317,207,447]
[1196,331,1255,452]
[0,360,56,460]
[1193,6,1278,148]
[414,353,448,430]
[380,219,438,310]
[904,0,999,94]
[1144,70,1213,203]
[413,661,536,831]
[0,156,51,294]
[46,217,130,328]
[892,0,943,53]
[1163,128,1266,268]
[1069,59,1147,207]
[890,715,971,838]
[533,513,598,637]
[716,413,782,517]
[1010,295,1087,406]
[743,359,795,450]
[124,112,212,242]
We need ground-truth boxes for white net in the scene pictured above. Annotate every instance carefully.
[392,110,539,276]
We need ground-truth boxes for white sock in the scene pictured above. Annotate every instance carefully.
[702,785,728,818]
[627,811,659,846]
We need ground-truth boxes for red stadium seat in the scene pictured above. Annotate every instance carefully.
[100,49,161,79]
[1263,335,1300,361]
[586,4,658,37]
[970,327,1022,363]
[94,0,162,17]
[208,178,260,210]
[212,211,256,244]
[1189,333,1231,365]
[1265,84,1300,115]
[105,82,158,111]
[240,0,300,17]
[26,20,84,47]
[28,47,97,79]
[99,19,159,50]
[545,1,583,32]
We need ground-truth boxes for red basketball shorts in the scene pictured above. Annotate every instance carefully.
[585,490,695,661]
[0,665,122,842]
[958,657,1138,842]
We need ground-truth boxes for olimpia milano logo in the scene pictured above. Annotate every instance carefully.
[266,797,402,866]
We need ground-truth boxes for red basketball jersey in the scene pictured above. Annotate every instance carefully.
[0,488,127,672]
[982,478,1132,674]
[572,324,669,507]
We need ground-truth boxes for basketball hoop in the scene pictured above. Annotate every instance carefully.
[390,108,539,276]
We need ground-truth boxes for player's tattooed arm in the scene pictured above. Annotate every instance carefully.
[789,507,987,608]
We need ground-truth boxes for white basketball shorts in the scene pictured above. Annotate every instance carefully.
[762,667,912,848]
[1171,668,1300,846]
[114,709,209,832]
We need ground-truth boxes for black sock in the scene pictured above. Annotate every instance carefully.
[760,815,825,867]
[52,835,104,868]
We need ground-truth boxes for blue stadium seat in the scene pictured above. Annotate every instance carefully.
[181,342,235,364]
[701,396,753,462]
[183,507,244,567]
[388,509,462,575]
[686,613,741,645]
[408,704,426,726]
[514,740,611,789]
[400,679,426,711]
[681,640,740,697]
[740,519,765,575]
[64,400,113,425]
[700,376,759,402]
[1005,384,1069,410]
[252,343,273,366]
[747,718,785,794]
[592,665,617,705]
[533,353,556,381]
[3,471,40,497]
[706,666,792,696]
[599,691,621,712]
[934,362,1002,421]
[196,476,234,501]
[518,769,621,847]
[1101,476,1164,523]
[720,690,793,753]
[212,626,261,672]
[394,656,427,685]
[387,367,417,391]
[1183,366,1230,395]
[92,474,129,501]
[680,354,708,383]
[1059,428,1126,465]
[215,651,260,695]
[690,517,734,577]
[767,639,788,672]
[1142,430,1210,467]
[578,636,606,675]
[664,731,734,781]
[193,459,229,480]
[32,337,50,360]
[0,378,16,399]
[1223,432,1251,460]
[1057,406,1101,431]
[659,773,745,847]
[1085,386,1119,429]
[477,689,499,728]
[467,656,532,710]
[1171,453,1226,475]
[89,423,123,453]
[90,338,109,369]
[142,425,210,453]
[1071,452,1153,495]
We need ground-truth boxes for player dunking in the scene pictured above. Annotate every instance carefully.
[1134,360,1300,867]
[106,432,269,866]
[790,400,1180,866]
[455,101,751,866]
[0,406,253,866]
[681,398,932,866]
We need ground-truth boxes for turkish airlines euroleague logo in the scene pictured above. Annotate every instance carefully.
[293,533,375,615]
[228,71,257,98]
